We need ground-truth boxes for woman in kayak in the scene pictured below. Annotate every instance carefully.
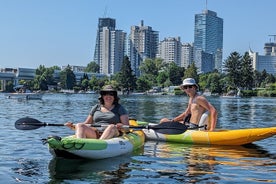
[160,78,217,131]
[65,85,129,139]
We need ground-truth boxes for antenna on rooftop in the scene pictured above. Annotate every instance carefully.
[103,5,108,17]
[268,35,276,43]
[205,0,208,10]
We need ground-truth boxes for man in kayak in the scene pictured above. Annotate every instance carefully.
[65,85,129,139]
[160,78,217,131]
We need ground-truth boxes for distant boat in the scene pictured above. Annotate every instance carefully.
[5,92,43,100]
[221,88,241,98]
[86,90,96,94]
[4,85,43,100]
[60,89,75,94]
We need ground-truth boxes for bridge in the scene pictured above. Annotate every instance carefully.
[0,67,107,91]
[0,68,36,91]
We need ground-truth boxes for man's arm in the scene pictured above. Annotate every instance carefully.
[197,96,217,131]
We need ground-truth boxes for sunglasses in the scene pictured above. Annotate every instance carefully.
[182,85,194,89]
[102,91,116,96]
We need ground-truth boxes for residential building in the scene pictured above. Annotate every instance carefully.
[194,9,223,73]
[158,37,182,66]
[93,18,126,75]
[181,43,194,68]
[128,20,159,76]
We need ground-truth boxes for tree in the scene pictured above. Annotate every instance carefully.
[240,52,254,89]
[59,65,76,89]
[34,65,56,90]
[207,72,223,94]
[156,71,169,87]
[136,75,152,92]
[5,80,14,92]
[139,58,162,87]
[85,61,100,73]
[89,76,99,91]
[168,62,185,86]
[80,73,89,90]
[116,56,136,94]
[223,52,242,89]
[184,62,199,83]
[139,58,158,76]
[253,70,262,88]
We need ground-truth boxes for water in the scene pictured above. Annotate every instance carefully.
[0,93,275,183]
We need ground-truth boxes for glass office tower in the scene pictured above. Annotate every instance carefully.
[194,10,223,73]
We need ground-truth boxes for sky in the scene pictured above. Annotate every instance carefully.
[0,0,276,69]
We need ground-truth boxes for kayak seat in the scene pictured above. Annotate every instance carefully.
[198,111,210,130]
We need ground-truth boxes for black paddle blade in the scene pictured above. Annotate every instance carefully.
[15,117,45,130]
[149,122,188,134]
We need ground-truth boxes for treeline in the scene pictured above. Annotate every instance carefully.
[4,52,276,96]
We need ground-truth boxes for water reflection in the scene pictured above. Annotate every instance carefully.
[48,146,144,183]
[48,157,131,183]
[11,158,44,183]
[139,141,275,183]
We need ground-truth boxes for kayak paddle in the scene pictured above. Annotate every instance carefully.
[15,117,189,134]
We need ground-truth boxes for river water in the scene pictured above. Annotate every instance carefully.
[0,93,275,183]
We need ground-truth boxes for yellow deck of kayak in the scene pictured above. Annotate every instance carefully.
[142,126,276,145]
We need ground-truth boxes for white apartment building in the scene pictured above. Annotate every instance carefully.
[158,37,182,66]
[181,43,194,68]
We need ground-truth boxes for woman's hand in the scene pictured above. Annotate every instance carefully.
[116,123,129,133]
[65,122,75,130]
[116,123,124,130]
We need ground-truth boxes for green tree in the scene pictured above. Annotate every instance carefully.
[5,81,14,92]
[253,70,262,88]
[266,73,276,84]
[89,76,99,91]
[136,75,152,92]
[116,56,136,94]
[207,72,223,94]
[223,51,242,89]
[139,58,158,76]
[156,71,169,87]
[240,52,254,89]
[168,62,185,86]
[85,61,100,73]
[79,73,89,90]
[184,62,199,83]
[59,65,76,89]
[139,59,160,87]
[260,70,269,88]
[34,65,56,90]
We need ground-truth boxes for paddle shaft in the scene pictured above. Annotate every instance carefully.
[17,122,173,129]
[15,117,190,134]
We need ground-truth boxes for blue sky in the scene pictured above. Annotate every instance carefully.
[0,0,275,69]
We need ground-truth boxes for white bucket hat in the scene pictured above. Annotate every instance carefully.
[180,78,199,88]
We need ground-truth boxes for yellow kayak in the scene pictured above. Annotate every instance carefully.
[142,125,276,146]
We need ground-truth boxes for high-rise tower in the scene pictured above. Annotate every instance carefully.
[93,18,126,75]
[194,10,223,73]
[128,20,159,76]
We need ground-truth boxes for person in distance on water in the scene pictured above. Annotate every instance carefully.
[65,85,129,139]
[160,78,217,131]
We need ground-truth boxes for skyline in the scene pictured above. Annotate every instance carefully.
[1,0,276,69]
